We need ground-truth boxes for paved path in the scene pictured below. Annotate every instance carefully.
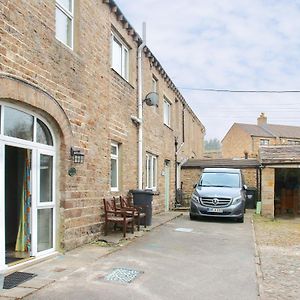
[23,213,258,300]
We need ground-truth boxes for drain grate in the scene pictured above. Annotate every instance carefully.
[175,227,193,233]
[3,272,37,289]
[105,268,142,284]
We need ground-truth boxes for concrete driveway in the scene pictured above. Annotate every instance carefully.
[25,213,258,300]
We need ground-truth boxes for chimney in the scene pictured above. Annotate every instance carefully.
[257,113,267,126]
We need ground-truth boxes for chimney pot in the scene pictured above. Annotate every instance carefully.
[257,112,267,126]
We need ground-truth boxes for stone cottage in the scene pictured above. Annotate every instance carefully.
[222,113,300,159]
[0,0,205,270]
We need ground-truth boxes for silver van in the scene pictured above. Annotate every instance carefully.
[189,168,247,223]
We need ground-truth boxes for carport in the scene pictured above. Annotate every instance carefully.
[260,146,300,218]
[180,158,260,207]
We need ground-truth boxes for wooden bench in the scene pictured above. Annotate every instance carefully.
[120,195,147,231]
[103,198,134,237]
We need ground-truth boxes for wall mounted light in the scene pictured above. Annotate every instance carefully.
[70,147,85,164]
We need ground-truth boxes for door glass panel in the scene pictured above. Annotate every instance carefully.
[111,159,117,188]
[4,107,34,141]
[57,0,72,12]
[37,208,53,252]
[40,155,53,202]
[37,119,53,145]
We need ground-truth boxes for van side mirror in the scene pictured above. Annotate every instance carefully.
[243,184,248,190]
[193,183,197,188]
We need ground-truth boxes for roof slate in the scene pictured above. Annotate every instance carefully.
[237,123,273,137]
[182,159,260,169]
[260,146,300,164]
[236,123,300,139]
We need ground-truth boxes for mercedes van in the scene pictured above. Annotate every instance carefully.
[189,168,247,223]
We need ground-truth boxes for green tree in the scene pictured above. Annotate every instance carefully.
[204,138,221,151]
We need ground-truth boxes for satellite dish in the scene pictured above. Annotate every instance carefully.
[144,92,159,107]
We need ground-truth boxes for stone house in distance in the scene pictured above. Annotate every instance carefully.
[0,0,205,271]
[222,113,300,218]
[222,113,300,159]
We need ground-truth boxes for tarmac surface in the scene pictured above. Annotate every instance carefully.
[0,211,259,299]
[9,212,259,300]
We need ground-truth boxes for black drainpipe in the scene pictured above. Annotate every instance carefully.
[175,137,178,208]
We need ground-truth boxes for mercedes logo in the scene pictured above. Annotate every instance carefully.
[212,198,219,206]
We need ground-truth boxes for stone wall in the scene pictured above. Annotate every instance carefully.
[0,1,205,250]
[222,124,253,158]
[181,168,202,206]
[261,168,275,218]
[242,169,257,188]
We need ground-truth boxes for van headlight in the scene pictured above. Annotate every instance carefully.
[232,196,242,205]
[191,193,199,203]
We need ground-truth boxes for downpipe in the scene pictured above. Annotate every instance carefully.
[137,23,146,190]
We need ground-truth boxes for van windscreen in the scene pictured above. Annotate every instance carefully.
[199,172,240,188]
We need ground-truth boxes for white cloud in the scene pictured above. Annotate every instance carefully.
[116,0,300,139]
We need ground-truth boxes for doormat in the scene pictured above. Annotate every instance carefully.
[104,268,142,284]
[3,272,37,289]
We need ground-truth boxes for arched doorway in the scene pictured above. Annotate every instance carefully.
[0,103,56,269]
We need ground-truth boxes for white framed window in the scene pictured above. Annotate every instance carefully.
[111,33,129,80]
[110,143,119,191]
[163,97,171,127]
[146,153,157,190]
[55,0,74,49]
[152,76,158,93]
[260,139,269,146]
[287,140,300,145]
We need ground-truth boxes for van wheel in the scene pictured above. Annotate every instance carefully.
[190,213,197,220]
[237,215,244,223]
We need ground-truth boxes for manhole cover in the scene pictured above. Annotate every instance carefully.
[175,228,193,233]
[104,268,142,284]
[3,272,37,289]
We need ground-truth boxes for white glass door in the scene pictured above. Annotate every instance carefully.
[32,150,55,256]
[0,142,5,270]
[0,103,56,265]
[164,160,170,212]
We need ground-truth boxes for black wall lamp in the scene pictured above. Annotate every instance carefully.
[70,147,85,164]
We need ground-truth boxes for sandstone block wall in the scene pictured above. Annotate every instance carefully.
[261,168,275,218]
[0,0,205,250]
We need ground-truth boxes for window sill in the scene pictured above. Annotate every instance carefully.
[110,68,135,89]
[54,38,83,62]
[163,123,173,131]
[56,36,73,49]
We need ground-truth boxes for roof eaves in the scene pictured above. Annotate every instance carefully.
[143,47,204,130]
[103,0,142,44]
[103,0,205,132]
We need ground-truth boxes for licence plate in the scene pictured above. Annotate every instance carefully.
[208,208,223,213]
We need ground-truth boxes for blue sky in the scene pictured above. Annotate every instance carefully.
[115,0,300,139]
